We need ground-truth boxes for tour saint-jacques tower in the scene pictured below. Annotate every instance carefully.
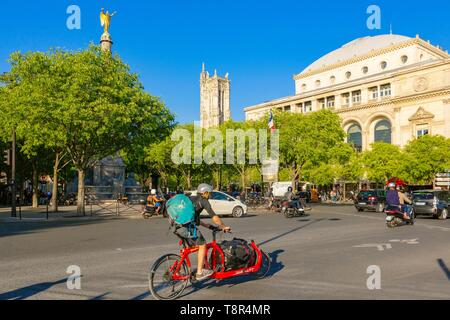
[200,64,231,129]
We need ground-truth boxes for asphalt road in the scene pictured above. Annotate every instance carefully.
[1,205,450,300]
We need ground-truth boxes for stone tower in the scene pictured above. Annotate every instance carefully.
[200,64,231,128]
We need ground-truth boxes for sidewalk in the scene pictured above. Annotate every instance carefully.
[0,203,145,222]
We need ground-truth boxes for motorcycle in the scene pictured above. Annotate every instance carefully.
[281,199,306,218]
[385,204,415,228]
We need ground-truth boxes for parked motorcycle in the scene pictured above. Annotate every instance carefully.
[281,200,306,218]
[385,204,415,228]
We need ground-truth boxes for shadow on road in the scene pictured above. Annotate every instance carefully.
[258,218,325,247]
[131,291,151,300]
[437,259,450,280]
[0,278,67,300]
[90,292,112,300]
[0,217,116,239]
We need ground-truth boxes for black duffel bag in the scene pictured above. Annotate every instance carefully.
[211,238,256,271]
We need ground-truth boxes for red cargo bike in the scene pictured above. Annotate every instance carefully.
[149,226,271,300]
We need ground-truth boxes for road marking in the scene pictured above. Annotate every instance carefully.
[389,239,419,245]
[353,243,392,251]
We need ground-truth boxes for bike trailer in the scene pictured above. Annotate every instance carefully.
[166,194,196,226]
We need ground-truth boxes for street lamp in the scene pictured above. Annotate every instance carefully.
[11,128,16,217]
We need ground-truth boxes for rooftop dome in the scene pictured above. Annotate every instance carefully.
[301,34,412,74]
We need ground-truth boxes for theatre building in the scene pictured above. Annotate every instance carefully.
[244,34,450,151]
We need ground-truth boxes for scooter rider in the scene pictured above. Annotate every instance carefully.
[284,187,301,209]
[398,186,413,220]
[386,183,400,207]
[174,184,231,281]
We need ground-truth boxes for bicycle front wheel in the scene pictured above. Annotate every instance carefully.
[149,254,190,300]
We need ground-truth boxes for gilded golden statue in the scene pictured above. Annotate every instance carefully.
[100,8,116,33]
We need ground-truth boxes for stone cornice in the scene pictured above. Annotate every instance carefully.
[245,61,450,113]
[293,37,449,81]
[334,88,450,114]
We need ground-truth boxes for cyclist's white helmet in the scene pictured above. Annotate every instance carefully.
[197,183,213,194]
[151,189,157,195]
[388,183,396,188]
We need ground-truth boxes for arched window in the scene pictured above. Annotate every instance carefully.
[362,66,369,74]
[374,120,392,143]
[345,71,352,79]
[348,124,362,152]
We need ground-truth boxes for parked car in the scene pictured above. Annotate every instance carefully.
[188,190,248,218]
[412,190,449,220]
[354,189,386,213]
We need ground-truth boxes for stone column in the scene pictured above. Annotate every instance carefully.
[101,32,113,53]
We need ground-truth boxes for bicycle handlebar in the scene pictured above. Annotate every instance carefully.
[209,226,232,234]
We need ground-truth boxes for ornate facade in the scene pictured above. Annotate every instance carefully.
[244,34,450,151]
[200,64,231,129]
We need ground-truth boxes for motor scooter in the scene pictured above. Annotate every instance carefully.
[385,204,414,228]
[141,200,168,219]
[281,199,306,218]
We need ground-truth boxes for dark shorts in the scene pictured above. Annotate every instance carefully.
[174,226,206,246]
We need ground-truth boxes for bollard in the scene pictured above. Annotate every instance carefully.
[46,201,49,220]
[19,202,22,220]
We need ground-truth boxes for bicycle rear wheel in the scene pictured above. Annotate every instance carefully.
[149,254,190,300]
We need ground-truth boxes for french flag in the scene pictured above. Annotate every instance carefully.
[268,111,276,133]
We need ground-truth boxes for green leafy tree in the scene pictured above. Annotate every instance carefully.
[361,142,404,182]
[0,46,174,214]
[401,135,450,184]
[270,110,348,187]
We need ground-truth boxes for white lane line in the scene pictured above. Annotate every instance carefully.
[353,243,392,251]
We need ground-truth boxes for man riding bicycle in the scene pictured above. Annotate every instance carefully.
[173,183,231,281]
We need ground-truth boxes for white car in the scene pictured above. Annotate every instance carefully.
[188,191,248,218]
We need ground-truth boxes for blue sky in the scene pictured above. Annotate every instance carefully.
[1,0,449,123]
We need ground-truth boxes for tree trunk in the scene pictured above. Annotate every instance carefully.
[51,152,60,212]
[186,170,192,190]
[32,160,39,208]
[291,164,297,190]
[240,166,246,193]
[77,169,85,216]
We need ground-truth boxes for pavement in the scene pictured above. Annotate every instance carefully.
[0,203,145,222]
[0,204,450,300]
